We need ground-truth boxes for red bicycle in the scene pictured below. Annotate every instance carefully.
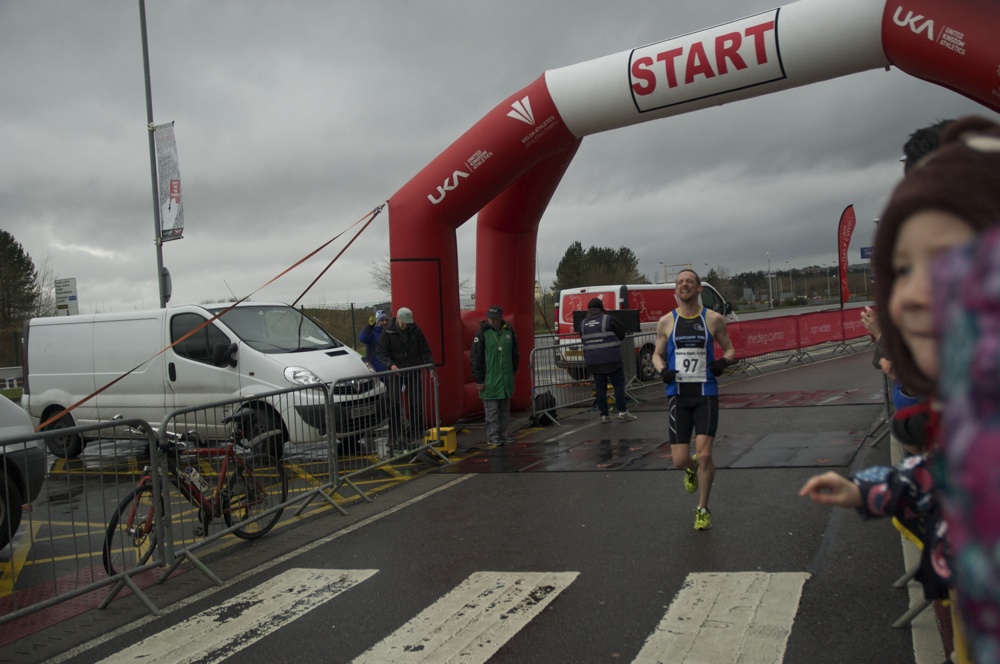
[102,409,287,576]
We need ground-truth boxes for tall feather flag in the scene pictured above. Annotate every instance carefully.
[837,204,856,308]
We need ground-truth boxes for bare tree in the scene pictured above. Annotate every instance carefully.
[370,253,471,299]
[31,252,57,318]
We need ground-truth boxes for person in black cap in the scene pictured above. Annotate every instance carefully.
[471,305,520,447]
[581,297,636,425]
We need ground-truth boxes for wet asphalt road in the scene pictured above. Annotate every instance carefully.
[7,348,930,664]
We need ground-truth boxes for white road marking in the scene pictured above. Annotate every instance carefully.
[352,571,579,663]
[634,571,809,664]
[98,568,376,663]
[53,475,474,664]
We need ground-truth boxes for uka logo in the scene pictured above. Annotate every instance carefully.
[427,170,470,205]
[892,6,935,40]
[507,97,535,125]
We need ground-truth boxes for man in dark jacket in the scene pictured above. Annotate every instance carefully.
[471,305,520,447]
[581,297,636,424]
[375,307,434,446]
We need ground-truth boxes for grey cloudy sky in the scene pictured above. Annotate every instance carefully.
[2,0,996,314]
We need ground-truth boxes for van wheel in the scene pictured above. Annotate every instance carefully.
[43,412,85,458]
[0,472,23,550]
[638,345,657,382]
[568,367,591,381]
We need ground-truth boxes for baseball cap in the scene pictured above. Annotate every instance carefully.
[487,305,503,319]
[396,307,414,324]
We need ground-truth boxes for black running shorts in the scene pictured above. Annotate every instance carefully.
[668,395,719,445]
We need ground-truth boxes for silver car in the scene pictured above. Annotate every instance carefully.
[1,394,46,549]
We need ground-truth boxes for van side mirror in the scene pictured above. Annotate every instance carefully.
[724,302,734,316]
[212,342,238,368]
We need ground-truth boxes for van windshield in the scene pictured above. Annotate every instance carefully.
[210,305,342,353]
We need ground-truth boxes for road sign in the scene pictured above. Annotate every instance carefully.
[54,277,79,316]
[860,246,873,259]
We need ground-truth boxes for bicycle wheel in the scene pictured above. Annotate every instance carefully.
[224,453,287,539]
[103,484,161,576]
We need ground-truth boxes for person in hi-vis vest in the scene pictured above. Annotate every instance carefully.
[581,297,637,425]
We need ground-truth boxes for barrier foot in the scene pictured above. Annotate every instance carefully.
[317,486,351,514]
[163,549,223,586]
[99,574,162,616]
[865,415,889,447]
[533,411,561,426]
[293,489,321,516]
[892,598,933,629]
[893,562,920,589]
[337,475,373,504]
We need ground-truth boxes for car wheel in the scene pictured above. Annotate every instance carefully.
[638,344,657,382]
[0,472,24,550]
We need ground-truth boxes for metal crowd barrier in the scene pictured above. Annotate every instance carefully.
[0,418,161,625]
[293,364,445,512]
[1,378,423,625]
[529,334,661,425]
[149,384,332,594]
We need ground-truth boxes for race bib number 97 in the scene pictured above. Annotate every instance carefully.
[675,348,707,383]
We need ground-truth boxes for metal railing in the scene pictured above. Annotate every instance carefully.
[0,373,446,626]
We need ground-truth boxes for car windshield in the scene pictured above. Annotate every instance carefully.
[209,305,341,353]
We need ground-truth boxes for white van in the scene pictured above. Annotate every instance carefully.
[21,303,384,458]
[554,283,737,381]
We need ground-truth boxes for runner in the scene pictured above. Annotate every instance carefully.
[652,268,735,530]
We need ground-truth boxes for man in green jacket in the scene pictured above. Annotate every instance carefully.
[471,305,520,447]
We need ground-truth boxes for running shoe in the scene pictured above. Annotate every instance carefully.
[601,415,611,424]
[503,435,517,444]
[618,411,637,422]
[683,454,699,494]
[694,507,712,530]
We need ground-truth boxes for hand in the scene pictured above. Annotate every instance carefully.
[709,358,731,376]
[476,383,484,393]
[368,315,376,325]
[798,472,863,508]
[660,368,677,384]
[860,306,881,338]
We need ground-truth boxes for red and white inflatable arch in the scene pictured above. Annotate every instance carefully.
[386,0,1000,423]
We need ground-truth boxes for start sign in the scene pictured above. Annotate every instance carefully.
[629,10,782,113]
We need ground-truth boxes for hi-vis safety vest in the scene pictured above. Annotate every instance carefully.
[581,314,620,366]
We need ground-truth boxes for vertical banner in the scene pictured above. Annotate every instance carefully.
[837,204,856,308]
[153,122,184,242]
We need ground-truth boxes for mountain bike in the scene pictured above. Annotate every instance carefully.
[102,408,288,576]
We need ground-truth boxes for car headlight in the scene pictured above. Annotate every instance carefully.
[283,366,323,386]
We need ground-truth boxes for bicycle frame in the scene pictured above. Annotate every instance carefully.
[162,442,251,525]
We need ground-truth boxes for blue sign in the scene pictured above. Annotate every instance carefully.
[860,246,873,259]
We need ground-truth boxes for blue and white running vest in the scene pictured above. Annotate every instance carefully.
[666,308,719,397]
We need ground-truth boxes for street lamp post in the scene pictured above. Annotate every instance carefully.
[826,265,832,303]
[766,252,773,309]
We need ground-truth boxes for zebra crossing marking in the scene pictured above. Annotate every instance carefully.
[634,571,810,664]
[352,571,579,663]
[97,568,376,663]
